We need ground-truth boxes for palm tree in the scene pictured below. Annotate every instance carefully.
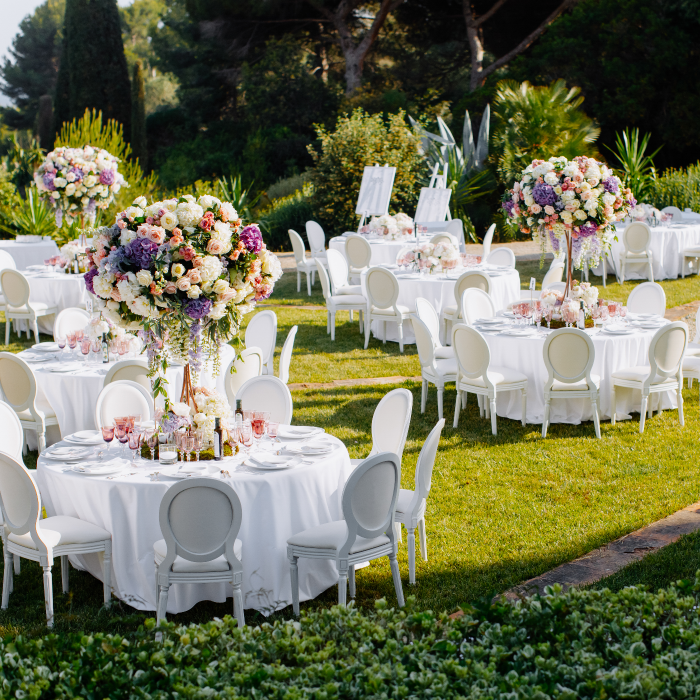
[491,79,601,187]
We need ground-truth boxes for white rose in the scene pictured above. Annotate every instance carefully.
[145,203,161,217]
[106,300,120,311]
[602,192,616,206]
[54,177,67,188]
[120,229,137,246]
[171,263,185,278]
[93,274,114,299]
[65,183,76,196]
[171,402,191,417]
[560,211,573,223]
[133,196,148,208]
[84,175,97,188]
[136,270,153,286]
[163,199,178,212]
[125,206,144,219]
[110,183,121,193]
[199,255,222,282]
[129,295,152,316]
[208,303,227,320]
[212,278,229,294]
[160,211,178,231]
[186,285,201,298]
[544,172,558,186]
[574,209,588,220]
[198,195,220,209]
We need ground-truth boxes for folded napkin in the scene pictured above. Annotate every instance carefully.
[71,458,127,474]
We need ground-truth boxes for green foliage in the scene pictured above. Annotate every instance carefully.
[606,128,661,203]
[491,79,600,187]
[131,62,147,171]
[3,132,45,199]
[216,175,261,222]
[0,187,56,239]
[650,163,700,213]
[309,109,427,233]
[258,186,314,252]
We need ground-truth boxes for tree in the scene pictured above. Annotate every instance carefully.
[53,0,132,138]
[463,0,581,91]
[131,62,147,171]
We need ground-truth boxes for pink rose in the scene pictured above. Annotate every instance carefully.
[176,277,191,291]
[207,239,225,255]
[530,204,542,214]
[191,255,204,267]
[136,224,150,238]
[565,202,578,212]
[186,268,202,284]
[218,289,237,303]
[181,247,196,261]
[163,282,177,294]
[148,228,165,245]
[544,205,555,216]
[172,227,182,237]
[110,288,121,302]
[117,220,127,229]
[146,217,154,224]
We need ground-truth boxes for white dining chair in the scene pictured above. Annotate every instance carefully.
[1,269,58,345]
[316,258,365,341]
[440,271,492,344]
[461,288,496,325]
[662,206,683,221]
[0,400,24,463]
[412,317,457,420]
[345,235,372,281]
[452,324,527,434]
[245,309,277,376]
[429,233,457,246]
[414,297,453,360]
[545,281,567,296]
[611,321,687,433]
[0,352,58,453]
[305,221,328,263]
[542,328,601,439]
[627,282,666,317]
[104,358,150,392]
[485,247,516,268]
[222,347,264,408]
[482,223,496,259]
[619,222,654,284]
[235,375,293,424]
[199,343,237,397]
[0,250,17,314]
[681,243,700,278]
[364,267,411,353]
[154,478,244,627]
[419,219,464,245]
[686,306,700,358]
[0,452,111,627]
[326,249,362,297]
[52,308,90,342]
[287,452,404,614]
[541,262,565,290]
[94,380,153,429]
[278,325,297,385]
[393,418,444,584]
[682,355,700,400]
[288,229,317,296]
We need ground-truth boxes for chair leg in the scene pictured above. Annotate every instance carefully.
[478,394,484,418]
[33,320,40,345]
[484,397,490,419]
[648,398,653,419]
[359,310,363,334]
[611,385,616,425]
[338,568,348,606]
[421,379,427,414]
[326,311,330,335]
[437,387,443,420]
[297,271,301,293]
[61,555,69,594]
[521,388,527,427]
[349,309,353,322]
[394,521,402,543]
[43,563,54,628]
[453,388,461,428]
[620,258,625,284]
[348,565,356,599]
[418,518,427,562]
[407,527,416,585]
[639,395,648,433]
[602,257,607,287]
[4,317,9,345]
[13,554,20,575]
[233,585,245,628]
[364,313,371,349]
[37,428,46,455]
[542,399,550,438]
[398,319,404,353]
[382,321,387,344]
[330,312,336,341]
[306,272,312,297]
[103,542,112,606]
[2,549,12,609]
[290,555,300,616]
[462,390,467,409]
[648,260,654,283]
[678,386,685,426]
[490,398,497,435]
[156,584,169,625]
[389,553,405,607]
[592,396,601,439]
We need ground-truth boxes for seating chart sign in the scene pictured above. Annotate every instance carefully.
[355,166,396,216]
[414,188,451,223]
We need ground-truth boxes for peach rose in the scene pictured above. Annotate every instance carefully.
[110,288,121,302]
[218,289,237,303]
[230,249,241,261]
[192,256,204,268]
[530,204,542,214]
[206,239,225,255]
[163,282,177,294]
[148,228,166,245]
[117,219,127,229]
[186,268,202,284]
[176,277,191,291]
[181,247,196,261]
[169,233,184,246]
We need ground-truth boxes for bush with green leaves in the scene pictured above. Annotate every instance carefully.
[308,108,427,234]
[258,185,314,252]
[3,576,700,698]
[650,163,700,213]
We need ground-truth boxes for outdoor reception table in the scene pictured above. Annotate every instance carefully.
[35,432,353,615]
[479,315,674,424]
[23,268,90,334]
[0,239,59,270]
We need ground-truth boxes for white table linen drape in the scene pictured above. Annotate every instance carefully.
[0,240,60,271]
[23,271,90,334]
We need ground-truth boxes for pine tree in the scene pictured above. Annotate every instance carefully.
[53,0,131,138]
[131,61,147,171]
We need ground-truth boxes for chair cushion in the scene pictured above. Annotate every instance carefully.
[287,520,390,553]
[683,248,700,256]
[336,285,363,296]
[395,489,415,514]
[16,396,56,421]
[459,365,527,388]
[550,374,600,391]
[622,253,652,260]
[8,515,111,550]
[7,302,57,315]
[371,305,411,316]
[612,366,678,384]
[682,357,700,373]
[329,294,366,305]
[153,538,242,573]
[425,358,458,379]
[442,305,458,319]
[434,346,454,360]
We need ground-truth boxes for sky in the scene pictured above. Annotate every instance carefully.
[0,0,133,108]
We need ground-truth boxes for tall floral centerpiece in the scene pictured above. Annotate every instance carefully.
[34,145,128,227]
[84,194,282,419]
[502,156,636,296]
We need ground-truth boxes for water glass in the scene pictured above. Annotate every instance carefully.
[240,421,253,452]
[128,431,142,463]
[146,430,159,460]
[57,336,66,358]
[267,421,279,443]
[80,338,91,363]
[193,431,203,461]
[68,332,77,353]
[184,435,194,462]
[115,424,129,456]
[159,443,178,466]
[252,411,269,441]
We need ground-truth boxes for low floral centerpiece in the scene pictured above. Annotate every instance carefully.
[192,387,232,446]
[397,239,459,273]
[34,145,128,226]
[360,212,414,240]
[540,281,599,328]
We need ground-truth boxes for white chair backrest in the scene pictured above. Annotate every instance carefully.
[541,262,565,290]
[0,400,24,464]
[288,229,307,264]
[461,288,495,325]
[0,453,41,546]
[412,316,436,371]
[453,271,492,318]
[429,233,457,246]
[245,310,277,366]
[0,269,30,308]
[486,247,516,268]
[53,307,91,341]
[413,418,445,504]
[326,249,350,294]
[627,282,666,317]
[315,258,332,301]
[278,326,297,385]
[235,375,293,424]
[340,452,400,553]
[158,478,242,570]
[648,322,687,381]
[223,347,264,407]
[94,380,153,428]
[305,221,326,257]
[0,250,16,272]
[370,387,412,460]
[452,324,493,386]
[662,206,683,221]
[695,306,700,344]
[345,235,372,270]
[482,223,496,258]
[0,352,38,414]
[546,282,567,295]
[104,359,150,392]
[414,297,441,345]
[624,222,652,254]
[543,328,595,389]
[366,267,400,311]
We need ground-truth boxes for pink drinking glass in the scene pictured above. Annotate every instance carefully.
[75,329,84,341]
[100,425,114,459]
[67,332,77,353]
[115,424,129,457]
[80,337,91,363]
[240,421,253,453]
[267,421,279,444]
[57,336,66,356]
[128,430,142,463]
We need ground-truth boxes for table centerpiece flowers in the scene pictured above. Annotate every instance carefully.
[360,212,414,240]
[540,280,600,328]
[191,387,232,447]
[397,239,459,273]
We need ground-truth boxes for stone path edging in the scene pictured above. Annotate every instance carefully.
[288,376,421,391]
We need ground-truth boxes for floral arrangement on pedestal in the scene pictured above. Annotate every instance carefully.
[502,156,635,294]
[34,146,128,226]
[360,212,414,240]
[397,240,459,272]
[84,193,282,424]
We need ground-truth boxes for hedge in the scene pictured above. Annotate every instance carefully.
[3,577,700,699]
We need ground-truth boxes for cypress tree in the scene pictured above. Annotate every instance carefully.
[131,61,147,171]
[53,0,131,139]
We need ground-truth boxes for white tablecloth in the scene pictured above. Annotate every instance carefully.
[36,435,353,614]
[368,266,521,344]
[0,240,59,271]
[330,235,452,267]
[24,270,90,334]
[481,319,675,424]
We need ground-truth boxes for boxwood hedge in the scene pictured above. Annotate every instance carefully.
[3,576,700,699]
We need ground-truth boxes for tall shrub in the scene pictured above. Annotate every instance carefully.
[53,0,131,137]
[131,61,147,171]
[308,109,426,234]
[651,163,700,212]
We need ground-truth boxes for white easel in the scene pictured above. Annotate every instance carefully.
[428,162,449,190]
[356,164,396,231]
[414,188,452,224]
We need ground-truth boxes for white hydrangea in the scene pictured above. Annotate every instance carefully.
[260,248,283,281]
[128,295,152,316]
[176,202,204,228]
[199,255,222,282]
[93,274,115,299]
[544,171,559,186]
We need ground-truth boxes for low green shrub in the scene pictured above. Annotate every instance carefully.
[651,163,700,212]
[258,186,314,252]
[4,577,700,698]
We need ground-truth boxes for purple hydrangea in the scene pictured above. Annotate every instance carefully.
[43,171,56,191]
[126,237,158,269]
[84,267,98,294]
[502,200,515,217]
[160,411,190,433]
[68,167,83,182]
[184,297,212,319]
[577,221,598,238]
[532,182,558,207]
[239,224,263,254]
[628,194,638,209]
[100,169,115,186]
[603,177,619,194]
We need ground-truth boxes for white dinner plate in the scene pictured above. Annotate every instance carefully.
[277,426,324,440]
[284,440,335,456]
[501,329,538,337]
[476,325,509,332]
[64,430,103,445]
[20,354,53,363]
[32,342,60,352]
[44,447,94,461]
[603,328,634,335]
[70,465,124,476]
[476,317,504,325]
[635,323,664,330]
[245,455,301,471]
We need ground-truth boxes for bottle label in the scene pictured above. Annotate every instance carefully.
[214,437,221,458]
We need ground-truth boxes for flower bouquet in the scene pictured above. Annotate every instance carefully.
[191,387,232,446]
[360,213,414,240]
[397,239,459,273]
[539,280,599,328]
[34,145,128,226]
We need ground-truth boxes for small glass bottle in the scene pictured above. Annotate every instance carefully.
[72,258,79,274]
[235,399,243,421]
[213,417,223,461]
[577,300,586,330]
[101,334,109,363]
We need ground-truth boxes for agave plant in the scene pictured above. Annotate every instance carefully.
[216,175,262,222]
[0,187,57,239]
[605,128,661,203]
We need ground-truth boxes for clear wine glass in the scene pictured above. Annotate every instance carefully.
[68,332,77,355]
[185,435,194,462]
[267,421,279,445]
[146,430,159,461]
[240,421,253,454]
[115,424,129,457]
[193,430,203,461]
[75,329,84,342]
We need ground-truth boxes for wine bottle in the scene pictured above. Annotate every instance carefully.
[101,334,109,363]
[214,417,223,460]
[577,300,585,329]
[235,399,243,421]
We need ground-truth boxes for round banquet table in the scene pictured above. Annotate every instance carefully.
[23,269,90,334]
[480,318,676,424]
[366,265,521,345]
[330,234,455,268]
[35,434,353,615]
[0,239,59,271]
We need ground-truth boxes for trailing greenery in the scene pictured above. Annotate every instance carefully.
[606,128,661,203]
[650,163,700,213]
[258,186,314,252]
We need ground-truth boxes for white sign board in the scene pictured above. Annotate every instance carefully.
[356,166,396,217]
[414,187,451,223]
